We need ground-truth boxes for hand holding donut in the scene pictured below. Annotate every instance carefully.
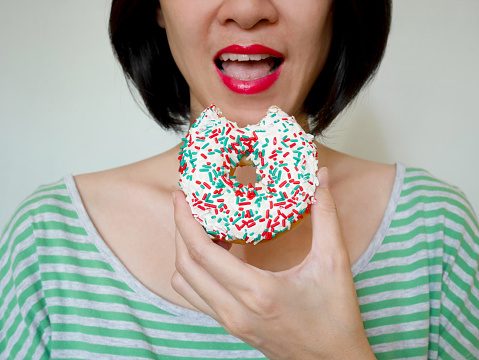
[172,168,376,360]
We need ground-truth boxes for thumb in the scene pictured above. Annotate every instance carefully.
[309,167,348,263]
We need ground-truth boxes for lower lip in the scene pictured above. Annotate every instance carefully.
[215,65,283,95]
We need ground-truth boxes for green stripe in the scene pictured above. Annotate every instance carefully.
[49,305,227,335]
[36,237,99,253]
[383,223,445,244]
[367,328,429,346]
[371,239,443,262]
[56,323,252,351]
[396,196,475,223]
[31,183,67,194]
[403,174,451,187]
[32,204,78,220]
[401,184,467,202]
[390,208,446,228]
[42,272,133,292]
[32,221,87,236]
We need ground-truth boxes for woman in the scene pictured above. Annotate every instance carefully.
[1,0,478,359]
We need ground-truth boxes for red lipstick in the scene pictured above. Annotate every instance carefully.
[214,44,284,95]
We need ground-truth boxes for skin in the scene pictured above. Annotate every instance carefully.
[74,0,397,358]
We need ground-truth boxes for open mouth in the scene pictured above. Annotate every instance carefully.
[214,45,285,94]
[214,54,284,81]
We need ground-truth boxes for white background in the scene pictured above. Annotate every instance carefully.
[1,0,478,227]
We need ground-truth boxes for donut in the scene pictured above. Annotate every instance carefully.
[178,105,319,245]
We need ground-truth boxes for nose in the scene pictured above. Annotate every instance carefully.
[217,0,279,30]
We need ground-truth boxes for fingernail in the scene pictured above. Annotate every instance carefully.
[318,167,329,189]
[172,192,176,205]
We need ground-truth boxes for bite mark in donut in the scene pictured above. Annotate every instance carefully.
[178,105,319,245]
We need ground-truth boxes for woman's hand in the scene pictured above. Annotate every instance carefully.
[171,168,375,360]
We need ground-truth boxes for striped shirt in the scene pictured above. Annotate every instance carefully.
[1,163,478,359]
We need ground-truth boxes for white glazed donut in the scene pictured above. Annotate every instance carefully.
[178,105,319,244]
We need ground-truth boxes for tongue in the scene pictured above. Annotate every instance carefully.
[222,59,275,81]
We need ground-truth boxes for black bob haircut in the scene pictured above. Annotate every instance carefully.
[109,0,392,135]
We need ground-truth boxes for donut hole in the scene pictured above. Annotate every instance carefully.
[229,164,259,188]
[228,154,260,188]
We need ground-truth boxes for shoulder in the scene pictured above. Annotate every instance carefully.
[399,166,478,232]
[393,166,479,284]
[1,177,74,246]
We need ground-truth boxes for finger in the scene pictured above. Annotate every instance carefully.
[173,190,264,293]
[213,239,233,251]
[309,167,348,264]
[174,224,239,316]
[170,270,220,321]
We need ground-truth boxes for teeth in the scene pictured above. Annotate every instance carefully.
[219,53,271,62]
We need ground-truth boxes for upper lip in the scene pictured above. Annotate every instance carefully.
[214,44,285,61]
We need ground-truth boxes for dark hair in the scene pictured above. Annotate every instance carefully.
[109,0,392,135]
